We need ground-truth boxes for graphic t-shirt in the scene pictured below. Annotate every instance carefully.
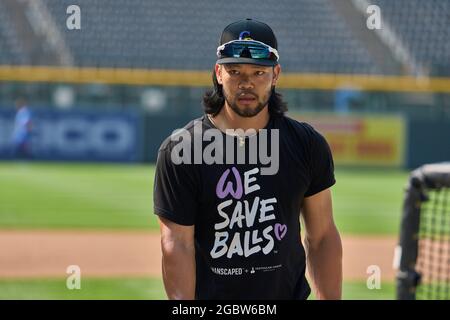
[153,113,335,300]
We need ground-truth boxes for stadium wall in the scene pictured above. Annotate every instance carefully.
[0,108,144,162]
[406,118,450,169]
[1,108,449,169]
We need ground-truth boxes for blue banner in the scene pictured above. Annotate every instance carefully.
[0,108,142,162]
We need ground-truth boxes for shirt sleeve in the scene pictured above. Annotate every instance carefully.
[153,146,199,226]
[304,125,336,197]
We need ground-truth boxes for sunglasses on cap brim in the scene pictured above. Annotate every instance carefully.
[216,40,279,61]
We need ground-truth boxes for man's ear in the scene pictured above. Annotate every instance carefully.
[272,64,281,86]
[215,64,223,85]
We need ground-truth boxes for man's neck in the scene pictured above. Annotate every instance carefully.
[211,103,270,132]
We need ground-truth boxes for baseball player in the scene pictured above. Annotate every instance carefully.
[154,18,342,300]
[11,97,33,159]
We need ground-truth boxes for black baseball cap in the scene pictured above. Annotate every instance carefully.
[216,18,279,66]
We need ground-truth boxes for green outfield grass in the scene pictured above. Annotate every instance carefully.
[0,162,157,230]
[0,277,395,300]
[332,168,408,235]
[343,281,395,300]
[0,277,166,300]
[0,162,409,235]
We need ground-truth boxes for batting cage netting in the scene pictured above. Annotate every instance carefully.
[396,162,450,300]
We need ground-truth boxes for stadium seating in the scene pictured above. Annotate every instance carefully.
[0,0,447,75]
[0,1,27,65]
[0,0,378,73]
[371,0,450,76]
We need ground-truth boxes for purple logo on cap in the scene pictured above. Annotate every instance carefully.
[239,31,252,40]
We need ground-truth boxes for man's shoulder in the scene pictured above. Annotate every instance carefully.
[280,115,333,157]
[158,115,207,153]
[277,114,320,139]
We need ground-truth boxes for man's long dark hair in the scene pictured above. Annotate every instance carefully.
[202,68,288,117]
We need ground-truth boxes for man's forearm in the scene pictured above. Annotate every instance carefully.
[161,242,196,300]
[305,226,343,300]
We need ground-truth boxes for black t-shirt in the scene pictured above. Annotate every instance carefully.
[153,113,335,300]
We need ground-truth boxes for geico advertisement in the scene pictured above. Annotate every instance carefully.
[0,109,141,161]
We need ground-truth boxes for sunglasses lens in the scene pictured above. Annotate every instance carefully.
[220,42,273,59]
[248,46,270,59]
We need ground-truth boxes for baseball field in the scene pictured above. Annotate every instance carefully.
[0,162,407,299]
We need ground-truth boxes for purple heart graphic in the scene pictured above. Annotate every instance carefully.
[274,223,287,241]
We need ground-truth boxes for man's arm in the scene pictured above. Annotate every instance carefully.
[301,188,342,300]
[159,216,196,300]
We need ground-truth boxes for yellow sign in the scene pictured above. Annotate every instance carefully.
[291,113,406,166]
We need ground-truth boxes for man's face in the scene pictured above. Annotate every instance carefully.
[216,63,280,117]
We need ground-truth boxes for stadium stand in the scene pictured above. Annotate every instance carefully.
[371,0,450,76]
[0,0,448,114]
[1,0,448,75]
[0,0,378,73]
[0,1,27,65]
